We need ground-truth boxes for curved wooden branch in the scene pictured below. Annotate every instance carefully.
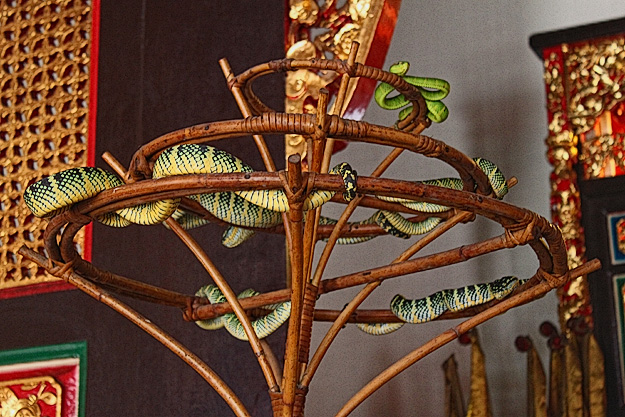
[334,260,600,417]
[18,246,251,417]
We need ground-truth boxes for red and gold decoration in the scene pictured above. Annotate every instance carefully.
[0,342,86,417]
[607,212,625,265]
[0,377,62,417]
[538,32,625,327]
[285,0,401,161]
[0,0,100,298]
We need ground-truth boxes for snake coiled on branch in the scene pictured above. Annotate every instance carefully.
[23,141,508,248]
[374,61,451,123]
[23,143,358,246]
[194,285,291,340]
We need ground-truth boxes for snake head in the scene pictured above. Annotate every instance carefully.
[473,158,509,200]
[389,61,410,77]
[491,276,520,299]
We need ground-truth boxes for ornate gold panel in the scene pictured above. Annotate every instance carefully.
[541,33,625,326]
[0,0,96,296]
[0,376,62,417]
[285,0,399,161]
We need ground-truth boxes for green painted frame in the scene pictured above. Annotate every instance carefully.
[0,341,87,417]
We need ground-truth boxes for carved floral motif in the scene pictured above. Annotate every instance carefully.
[0,377,61,417]
[542,34,625,327]
[285,0,396,161]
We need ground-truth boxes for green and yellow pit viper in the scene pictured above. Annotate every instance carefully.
[374,61,451,123]
[357,276,526,335]
[23,144,508,248]
[195,284,291,341]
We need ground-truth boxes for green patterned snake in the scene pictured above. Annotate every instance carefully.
[194,284,291,340]
[374,61,451,123]
[357,276,527,335]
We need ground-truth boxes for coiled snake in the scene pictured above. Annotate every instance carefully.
[374,61,451,123]
[23,143,358,246]
[195,285,291,341]
[23,142,508,248]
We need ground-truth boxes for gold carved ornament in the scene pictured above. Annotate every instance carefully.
[285,0,398,162]
[617,217,625,255]
[0,0,94,294]
[0,377,61,417]
[542,35,625,327]
[543,46,590,328]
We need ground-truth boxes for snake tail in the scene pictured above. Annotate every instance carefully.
[221,226,256,248]
[357,322,405,336]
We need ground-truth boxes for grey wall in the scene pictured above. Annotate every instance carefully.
[307,2,625,416]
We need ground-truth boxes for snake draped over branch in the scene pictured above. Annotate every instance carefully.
[194,285,291,341]
[23,143,358,247]
[357,276,527,335]
[23,143,508,248]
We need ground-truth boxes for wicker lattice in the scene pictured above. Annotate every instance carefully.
[0,0,94,294]
[19,44,601,417]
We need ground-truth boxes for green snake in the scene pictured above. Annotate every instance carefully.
[24,142,508,248]
[23,143,357,246]
[358,276,526,335]
[332,157,508,244]
[374,61,451,123]
[195,285,291,340]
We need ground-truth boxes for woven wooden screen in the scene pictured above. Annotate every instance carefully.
[0,0,98,298]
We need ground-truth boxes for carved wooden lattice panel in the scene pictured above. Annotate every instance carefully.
[0,0,98,298]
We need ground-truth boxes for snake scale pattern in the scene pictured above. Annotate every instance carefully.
[357,276,527,335]
[24,143,358,246]
[195,285,291,340]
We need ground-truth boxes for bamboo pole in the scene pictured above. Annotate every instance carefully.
[334,260,601,417]
[18,246,251,417]
[282,155,306,416]
[302,89,330,284]
[301,211,470,387]
[104,149,280,392]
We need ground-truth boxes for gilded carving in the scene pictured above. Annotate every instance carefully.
[0,0,94,294]
[543,46,590,327]
[565,37,625,135]
[285,0,386,161]
[0,377,61,417]
[544,33,625,325]
[579,133,625,179]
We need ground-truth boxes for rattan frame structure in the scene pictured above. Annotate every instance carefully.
[19,43,600,417]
